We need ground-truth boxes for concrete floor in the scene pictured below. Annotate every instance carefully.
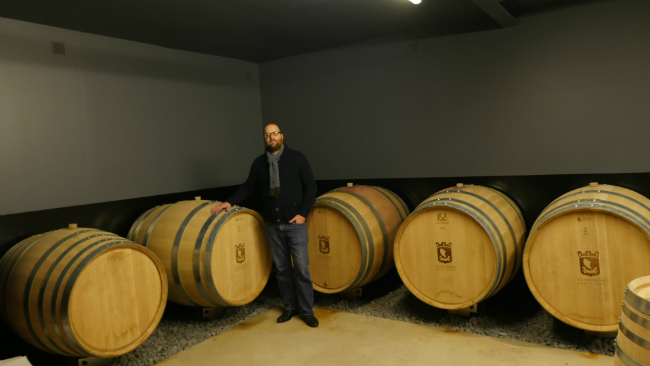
[155,307,614,366]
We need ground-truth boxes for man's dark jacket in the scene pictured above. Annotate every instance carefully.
[226,146,317,224]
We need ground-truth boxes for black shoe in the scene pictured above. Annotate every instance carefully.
[277,309,299,323]
[301,315,319,328]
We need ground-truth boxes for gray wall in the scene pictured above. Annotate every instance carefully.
[0,18,263,215]
[259,0,650,181]
[3,0,649,215]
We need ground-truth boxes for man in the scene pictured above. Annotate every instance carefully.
[211,123,319,327]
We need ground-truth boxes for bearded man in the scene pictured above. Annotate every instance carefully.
[211,123,319,327]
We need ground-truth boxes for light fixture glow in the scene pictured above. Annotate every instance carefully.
[409,0,422,4]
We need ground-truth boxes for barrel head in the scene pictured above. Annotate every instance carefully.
[307,206,362,293]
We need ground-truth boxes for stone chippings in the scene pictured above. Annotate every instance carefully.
[316,286,616,355]
[111,298,278,366]
[112,283,616,366]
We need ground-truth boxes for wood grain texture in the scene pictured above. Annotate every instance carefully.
[394,184,526,310]
[614,343,642,366]
[615,276,650,366]
[524,184,650,332]
[306,185,409,293]
[128,200,272,307]
[0,228,167,358]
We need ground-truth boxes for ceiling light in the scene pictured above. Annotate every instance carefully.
[409,0,422,4]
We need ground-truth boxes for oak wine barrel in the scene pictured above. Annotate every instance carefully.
[615,276,650,366]
[128,198,272,307]
[394,184,526,310]
[524,183,650,332]
[0,225,167,358]
[306,184,409,293]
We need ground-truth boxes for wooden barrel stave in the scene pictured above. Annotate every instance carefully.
[67,244,165,356]
[397,206,497,306]
[332,189,390,273]
[36,232,120,357]
[331,189,390,282]
[429,187,525,283]
[615,276,650,365]
[208,207,270,304]
[524,184,650,332]
[128,200,272,307]
[0,234,45,324]
[130,202,212,306]
[419,196,510,290]
[126,207,157,241]
[615,343,644,366]
[152,201,211,307]
[4,230,79,355]
[307,185,409,293]
[316,193,382,290]
[0,228,167,358]
[309,199,367,292]
[618,311,650,364]
[395,184,525,309]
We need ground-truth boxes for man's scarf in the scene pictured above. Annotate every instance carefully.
[266,145,284,197]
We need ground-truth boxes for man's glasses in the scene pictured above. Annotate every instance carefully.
[263,131,282,138]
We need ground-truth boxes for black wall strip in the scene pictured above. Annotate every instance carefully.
[5,173,650,257]
[314,172,650,233]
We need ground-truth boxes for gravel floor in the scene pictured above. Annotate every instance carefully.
[111,271,617,366]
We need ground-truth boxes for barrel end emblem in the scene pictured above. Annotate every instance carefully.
[236,243,246,263]
[437,242,453,264]
[578,251,600,277]
[318,235,330,254]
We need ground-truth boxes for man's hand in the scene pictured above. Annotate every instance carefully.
[289,214,306,224]
[211,202,232,215]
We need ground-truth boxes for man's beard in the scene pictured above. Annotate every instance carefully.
[266,141,282,153]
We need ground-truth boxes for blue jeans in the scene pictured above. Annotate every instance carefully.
[264,223,314,316]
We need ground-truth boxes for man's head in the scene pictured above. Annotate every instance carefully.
[263,123,284,153]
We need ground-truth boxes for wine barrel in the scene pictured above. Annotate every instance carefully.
[615,276,650,366]
[306,184,409,293]
[523,183,650,332]
[128,198,272,307]
[615,344,642,366]
[394,184,526,309]
[0,225,167,358]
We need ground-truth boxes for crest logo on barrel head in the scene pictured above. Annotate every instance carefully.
[236,243,245,263]
[578,251,599,277]
[437,213,447,222]
[437,242,452,264]
[318,235,330,254]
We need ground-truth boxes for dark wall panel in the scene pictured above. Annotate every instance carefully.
[260,0,650,181]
